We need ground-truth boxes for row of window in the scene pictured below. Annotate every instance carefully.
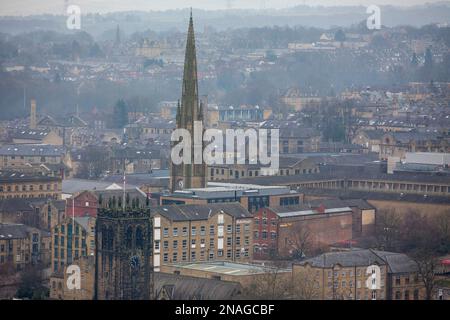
[156,236,250,250]
[0,183,58,192]
[254,231,277,240]
[162,224,250,237]
[162,248,249,263]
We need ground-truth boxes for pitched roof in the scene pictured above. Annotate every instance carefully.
[0,223,32,239]
[0,144,65,157]
[297,249,386,268]
[297,249,419,274]
[154,272,242,300]
[153,203,252,222]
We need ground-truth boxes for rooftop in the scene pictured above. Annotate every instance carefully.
[166,261,291,276]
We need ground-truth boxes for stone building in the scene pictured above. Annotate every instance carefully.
[152,203,253,271]
[0,223,50,272]
[0,170,61,200]
[293,249,425,300]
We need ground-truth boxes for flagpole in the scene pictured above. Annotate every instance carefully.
[123,160,126,212]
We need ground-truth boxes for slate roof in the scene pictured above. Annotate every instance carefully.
[154,272,242,300]
[297,249,419,274]
[231,165,450,185]
[298,249,386,268]
[0,170,60,183]
[372,250,419,273]
[10,129,52,141]
[363,129,385,140]
[0,144,65,157]
[153,203,252,222]
[0,223,31,239]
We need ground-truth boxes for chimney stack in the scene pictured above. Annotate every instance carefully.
[30,99,37,129]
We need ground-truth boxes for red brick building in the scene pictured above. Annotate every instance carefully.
[65,191,98,218]
[253,200,356,260]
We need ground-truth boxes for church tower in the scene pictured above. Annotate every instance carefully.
[170,11,207,192]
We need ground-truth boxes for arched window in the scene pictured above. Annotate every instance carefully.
[125,226,133,249]
[136,227,144,250]
[107,227,114,250]
[102,226,108,250]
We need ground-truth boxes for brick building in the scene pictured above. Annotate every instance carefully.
[253,200,355,260]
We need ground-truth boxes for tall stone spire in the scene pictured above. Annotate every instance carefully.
[170,11,207,192]
[179,9,199,128]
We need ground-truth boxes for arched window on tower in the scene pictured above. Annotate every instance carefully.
[107,227,114,250]
[136,227,144,250]
[126,226,133,249]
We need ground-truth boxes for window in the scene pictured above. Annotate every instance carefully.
[200,226,206,235]
[245,236,249,245]
[173,252,178,262]
[182,240,187,249]
[173,228,178,237]
[413,289,419,300]
[163,253,168,262]
[262,232,267,239]
[227,237,232,246]
[235,249,240,258]
[254,231,259,239]
[218,250,223,257]
[404,290,410,300]
[191,226,196,236]
[182,251,187,261]
[271,232,277,239]
[163,228,169,237]
[209,238,214,247]
[209,252,214,260]
[182,227,187,236]
[227,250,232,258]
[191,251,196,261]
[395,291,401,300]
[210,225,215,235]
[163,241,169,249]
[395,276,401,286]
[236,225,241,234]
[173,240,178,249]
[405,276,410,285]
[154,241,160,250]
[227,225,232,233]
[236,237,240,245]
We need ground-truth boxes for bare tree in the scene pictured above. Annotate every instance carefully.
[414,251,439,300]
[243,262,291,300]
[291,268,320,300]
[375,208,401,251]
[286,222,312,260]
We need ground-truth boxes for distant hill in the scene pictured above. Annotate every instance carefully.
[0,3,450,37]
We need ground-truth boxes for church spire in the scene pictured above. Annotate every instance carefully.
[180,9,199,127]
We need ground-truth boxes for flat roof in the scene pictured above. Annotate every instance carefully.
[166,261,291,276]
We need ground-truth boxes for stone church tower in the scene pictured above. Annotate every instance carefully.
[170,11,207,192]
[95,209,153,300]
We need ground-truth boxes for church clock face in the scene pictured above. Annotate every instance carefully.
[130,256,140,270]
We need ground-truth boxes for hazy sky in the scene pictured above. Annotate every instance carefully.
[0,0,445,16]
